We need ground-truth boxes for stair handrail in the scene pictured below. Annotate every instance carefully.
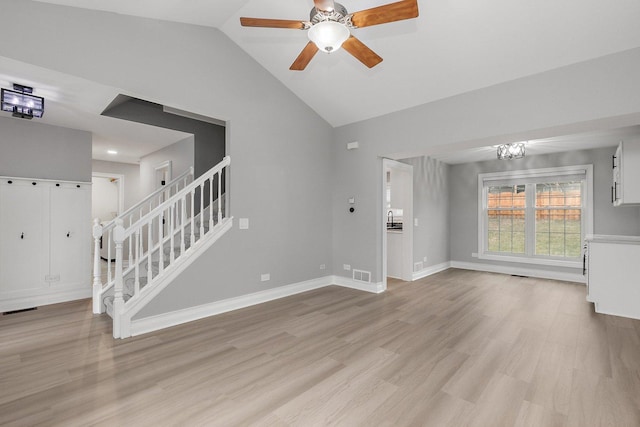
[92,157,230,319]
[123,157,229,239]
[102,166,194,233]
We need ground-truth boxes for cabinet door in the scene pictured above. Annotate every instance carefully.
[49,184,91,288]
[0,180,49,294]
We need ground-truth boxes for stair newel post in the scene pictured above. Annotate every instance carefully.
[217,169,223,224]
[92,218,104,314]
[112,218,126,339]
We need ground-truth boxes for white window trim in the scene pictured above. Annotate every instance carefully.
[477,164,593,269]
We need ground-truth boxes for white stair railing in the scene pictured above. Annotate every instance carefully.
[92,167,194,312]
[92,157,230,337]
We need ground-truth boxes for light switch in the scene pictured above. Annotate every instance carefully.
[239,218,249,229]
[348,197,355,204]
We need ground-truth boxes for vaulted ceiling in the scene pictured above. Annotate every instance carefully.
[5,0,640,163]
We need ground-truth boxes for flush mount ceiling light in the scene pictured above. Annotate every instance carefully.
[1,84,44,119]
[497,142,525,160]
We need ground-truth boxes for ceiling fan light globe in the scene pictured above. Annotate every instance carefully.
[308,21,350,53]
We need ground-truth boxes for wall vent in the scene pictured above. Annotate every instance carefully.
[414,261,424,272]
[353,269,371,283]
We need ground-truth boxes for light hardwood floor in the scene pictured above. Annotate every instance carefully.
[2,269,640,426]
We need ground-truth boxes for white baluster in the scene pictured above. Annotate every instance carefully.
[147,219,153,285]
[158,211,164,274]
[107,229,112,284]
[112,219,125,339]
[218,170,223,224]
[180,196,186,254]
[134,229,140,295]
[92,218,104,314]
[128,216,133,265]
[190,190,195,245]
[170,203,175,263]
[209,175,214,230]
[199,184,204,238]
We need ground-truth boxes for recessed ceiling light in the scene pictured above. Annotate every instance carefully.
[107,150,118,155]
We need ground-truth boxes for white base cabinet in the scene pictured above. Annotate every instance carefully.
[586,234,640,319]
[0,177,91,312]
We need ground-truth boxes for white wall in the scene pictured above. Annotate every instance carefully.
[0,116,92,182]
[92,159,141,211]
[91,176,119,221]
[0,0,334,318]
[139,136,194,197]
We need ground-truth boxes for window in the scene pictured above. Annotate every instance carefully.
[478,165,593,268]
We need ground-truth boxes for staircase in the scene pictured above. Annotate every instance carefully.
[92,156,232,338]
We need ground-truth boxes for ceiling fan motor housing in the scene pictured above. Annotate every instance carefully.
[310,3,353,27]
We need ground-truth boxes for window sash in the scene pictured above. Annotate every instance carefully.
[478,165,593,269]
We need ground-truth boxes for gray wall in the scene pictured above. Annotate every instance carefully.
[333,47,640,283]
[0,116,91,182]
[449,147,640,275]
[91,159,142,211]
[401,156,451,269]
[139,136,194,197]
[102,96,225,179]
[0,1,334,319]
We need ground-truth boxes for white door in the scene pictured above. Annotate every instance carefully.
[50,183,91,288]
[0,180,49,294]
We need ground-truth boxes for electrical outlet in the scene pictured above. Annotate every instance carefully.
[320,264,326,270]
[343,264,351,271]
[414,218,419,226]
[260,273,270,281]
[423,256,427,262]
[239,218,249,229]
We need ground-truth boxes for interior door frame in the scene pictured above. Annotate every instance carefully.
[381,158,414,285]
[92,172,125,217]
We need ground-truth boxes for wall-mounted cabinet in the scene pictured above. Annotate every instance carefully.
[612,140,640,206]
[0,177,91,312]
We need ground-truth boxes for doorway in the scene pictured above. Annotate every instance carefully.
[382,159,413,287]
[91,172,124,222]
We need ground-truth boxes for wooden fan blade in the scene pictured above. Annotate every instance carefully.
[351,0,419,28]
[290,42,319,71]
[240,17,306,29]
[342,36,383,68]
[314,0,335,12]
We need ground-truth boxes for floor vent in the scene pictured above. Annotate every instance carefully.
[353,269,371,283]
[3,307,37,315]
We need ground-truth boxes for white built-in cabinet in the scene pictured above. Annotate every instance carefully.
[0,177,91,312]
[585,235,640,320]
[612,139,640,206]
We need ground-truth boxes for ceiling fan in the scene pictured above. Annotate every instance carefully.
[240,0,419,70]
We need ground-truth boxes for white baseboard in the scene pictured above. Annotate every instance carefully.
[1,287,92,313]
[331,275,385,293]
[412,261,451,281]
[131,276,334,336]
[130,274,387,336]
[450,261,586,283]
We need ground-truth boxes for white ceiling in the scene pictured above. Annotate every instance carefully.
[7,0,640,163]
